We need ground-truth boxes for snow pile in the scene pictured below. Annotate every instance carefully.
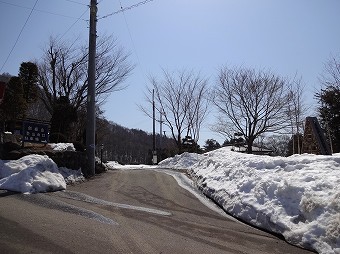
[158,147,340,254]
[0,154,84,194]
[58,167,85,184]
[106,161,121,169]
[159,152,203,169]
[49,143,75,151]
[106,161,155,170]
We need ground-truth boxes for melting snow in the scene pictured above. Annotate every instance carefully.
[0,154,84,194]
[158,147,340,254]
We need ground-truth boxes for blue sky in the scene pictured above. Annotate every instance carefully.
[1,0,340,145]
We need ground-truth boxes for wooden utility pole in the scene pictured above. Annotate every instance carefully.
[86,0,97,176]
[152,89,157,164]
[159,111,162,161]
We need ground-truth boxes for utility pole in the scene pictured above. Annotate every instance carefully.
[159,111,162,161]
[152,89,157,164]
[86,0,97,177]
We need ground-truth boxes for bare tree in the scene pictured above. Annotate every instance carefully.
[286,76,309,154]
[213,66,293,154]
[263,135,290,156]
[141,69,210,152]
[211,115,236,141]
[184,73,210,144]
[319,54,340,87]
[37,35,134,114]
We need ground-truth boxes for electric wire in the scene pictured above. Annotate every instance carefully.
[98,0,154,20]
[118,0,149,85]
[0,0,89,73]
[0,0,86,21]
[65,0,87,6]
[0,0,39,73]
[1,0,142,74]
[57,6,89,42]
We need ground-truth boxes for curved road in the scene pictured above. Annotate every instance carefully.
[0,169,314,253]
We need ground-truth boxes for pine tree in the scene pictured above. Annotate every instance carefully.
[49,96,78,142]
[204,139,221,152]
[18,62,39,103]
[0,76,27,122]
[316,86,340,153]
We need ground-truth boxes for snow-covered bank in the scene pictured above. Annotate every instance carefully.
[158,147,340,254]
[48,143,75,151]
[0,154,84,194]
[105,161,156,170]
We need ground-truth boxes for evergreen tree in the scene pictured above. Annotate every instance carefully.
[0,76,27,123]
[18,62,39,103]
[316,86,340,153]
[49,96,77,142]
[203,139,221,152]
[182,136,201,153]
[222,137,245,147]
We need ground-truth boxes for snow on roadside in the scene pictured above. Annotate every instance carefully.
[159,152,203,169]
[105,161,121,169]
[58,167,85,184]
[0,154,84,194]
[158,147,340,254]
[105,161,156,170]
[48,143,75,151]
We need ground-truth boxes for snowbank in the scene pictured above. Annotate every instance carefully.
[158,147,340,254]
[0,154,84,194]
[105,161,121,169]
[105,161,155,170]
[48,143,75,151]
[159,152,203,169]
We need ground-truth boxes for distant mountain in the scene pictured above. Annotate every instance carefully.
[0,73,12,83]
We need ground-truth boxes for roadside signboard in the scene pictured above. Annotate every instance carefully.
[23,121,49,144]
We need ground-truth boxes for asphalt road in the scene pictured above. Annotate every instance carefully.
[0,169,315,254]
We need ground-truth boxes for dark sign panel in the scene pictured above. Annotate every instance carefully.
[23,121,49,144]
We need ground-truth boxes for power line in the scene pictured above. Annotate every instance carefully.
[65,0,87,6]
[57,6,89,42]
[0,0,86,21]
[0,0,39,73]
[98,0,154,20]
[117,0,148,84]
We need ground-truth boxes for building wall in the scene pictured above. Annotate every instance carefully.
[302,117,331,155]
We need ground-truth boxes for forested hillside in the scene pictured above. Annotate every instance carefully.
[96,118,176,165]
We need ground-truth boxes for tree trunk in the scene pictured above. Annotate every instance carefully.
[247,137,255,154]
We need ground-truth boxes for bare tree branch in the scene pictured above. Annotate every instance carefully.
[140,69,210,152]
[213,66,293,153]
[37,34,134,115]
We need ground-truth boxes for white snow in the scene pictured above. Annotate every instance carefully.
[105,160,122,168]
[105,161,155,170]
[0,154,84,194]
[158,147,340,254]
[1,143,339,253]
[48,143,75,151]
